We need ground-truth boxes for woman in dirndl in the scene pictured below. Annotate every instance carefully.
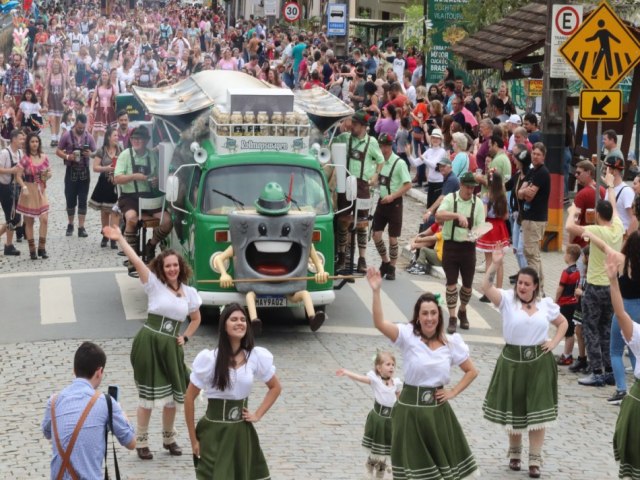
[185,303,282,480]
[604,249,640,480]
[89,126,120,248]
[366,267,479,479]
[481,247,568,478]
[102,224,202,461]
[43,58,67,147]
[15,132,51,260]
[91,70,116,147]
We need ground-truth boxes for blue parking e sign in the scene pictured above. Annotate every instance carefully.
[327,4,347,36]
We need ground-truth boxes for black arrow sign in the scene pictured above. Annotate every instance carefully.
[592,95,612,115]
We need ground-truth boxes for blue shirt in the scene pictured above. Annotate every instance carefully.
[42,378,135,480]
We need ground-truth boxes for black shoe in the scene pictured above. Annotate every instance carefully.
[110,240,118,249]
[127,264,139,278]
[458,310,470,329]
[379,261,391,278]
[78,227,88,238]
[604,372,616,386]
[30,251,38,260]
[607,390,627,405]
[569,356,589,373]
[144,241,157,263]
[101,236,108,248]
[335,252,346,271]
[37,249,48,259]
[356,257,367,274]
[66,224,74,236]
[385,265,396,280]
[479,294,490,303]
[309,310,326,332]
[3,244,20,256]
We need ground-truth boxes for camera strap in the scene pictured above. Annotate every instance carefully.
[104,393,121,480]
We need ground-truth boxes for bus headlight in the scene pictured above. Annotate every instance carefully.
[210,252,230,273]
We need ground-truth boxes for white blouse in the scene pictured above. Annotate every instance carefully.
[623,323,640,379]
[190,347,276,399]
[144,272,202,321]
[367,371,401,408]
[420,146,446,183]
[392,323,469,387]
[498,289,560,345]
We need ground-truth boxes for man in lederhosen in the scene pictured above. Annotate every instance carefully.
[333,110,384,273]
[56,114,97,238]
[0,129,25,255]
[114,126,173,270]
[371,133,412,280]
[435,172,486,333]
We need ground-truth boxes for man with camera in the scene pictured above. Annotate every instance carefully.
[114,126,172,267]
[57,113,97,238]
[42,341,135,479]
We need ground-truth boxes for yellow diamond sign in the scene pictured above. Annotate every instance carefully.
[559,1,640,90]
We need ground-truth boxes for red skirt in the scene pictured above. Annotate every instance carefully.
[476,217,510,252]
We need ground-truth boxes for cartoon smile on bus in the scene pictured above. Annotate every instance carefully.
[214,182,329,333]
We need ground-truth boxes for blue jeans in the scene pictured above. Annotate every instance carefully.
[510,212,527,269]
[610,297,640,391]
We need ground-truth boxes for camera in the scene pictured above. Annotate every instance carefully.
[135,165,150,175]
[108,384,119,401]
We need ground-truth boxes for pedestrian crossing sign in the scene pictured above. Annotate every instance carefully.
[559,1,640,90]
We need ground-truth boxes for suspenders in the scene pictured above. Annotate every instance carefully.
[448,192,476,240]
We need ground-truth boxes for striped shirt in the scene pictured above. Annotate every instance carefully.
[42,378,135,479]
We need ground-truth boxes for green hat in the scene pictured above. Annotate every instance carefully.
[255,182,290,216]
[378,133,393,145]
[459,171,478,186]
[351,110,371,125]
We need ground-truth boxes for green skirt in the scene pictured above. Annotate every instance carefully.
[362,401,393,460]
[391,385,478,480]
[614,380,640,479]
[483,344,558,432]
[195,398,270,480]
[130,314,189,408]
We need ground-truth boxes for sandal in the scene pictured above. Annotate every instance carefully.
[137,447,153,460]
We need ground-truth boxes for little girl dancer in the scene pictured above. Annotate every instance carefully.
[337,351,402,479]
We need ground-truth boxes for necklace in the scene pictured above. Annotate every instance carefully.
[167,282,182,297]
[518,295,535,310]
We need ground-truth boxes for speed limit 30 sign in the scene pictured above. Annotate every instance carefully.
[283,1,301,22]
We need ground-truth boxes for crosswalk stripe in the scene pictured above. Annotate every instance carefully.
[115,273,147,320]
[348,279,407,323]
[409,279,492,330]
[40,277,76,325]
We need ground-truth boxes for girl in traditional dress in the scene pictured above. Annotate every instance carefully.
[604,249,640,480]
[18,89,44,135]
[476,171,510,293]
[336,351,401,479]
[15,133,51,260]
[102,225,202,461]
[44,59,67,147]
[481,247,568,478]
[185,303,281,480]
[0,95,16,147]
[89,127,120,248]
[91,70,116,146]
[366,267,479,479]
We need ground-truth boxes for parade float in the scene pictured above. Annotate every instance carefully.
[132,71,355,325]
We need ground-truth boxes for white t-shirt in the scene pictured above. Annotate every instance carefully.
[190,347,276,399]
[366,371,402,408]
[498,289,560,345]
[605,183,635,230]
[405,85,416,107]
[392,323,469,387]
[421,146,446,183]
[623,322,640,379]
[144,272,202,321]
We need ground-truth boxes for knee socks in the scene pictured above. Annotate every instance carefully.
[136,425,149,449]
[28,238,35,254]
[389,242,398,262]
[508,434,522,460]
[528,429,545,467]
[459,286,472,307]
[38,237,45,251]
[125,230,138,253]
[162,413,177,446]
[357,226,368,251]
[446,287,458,312]
[152,222,172,246]
[374,238,387,258]
[337,223,348,253]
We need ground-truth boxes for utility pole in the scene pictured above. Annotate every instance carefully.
[541,0,568,251]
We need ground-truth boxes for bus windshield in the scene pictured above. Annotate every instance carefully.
[202,165,330,215]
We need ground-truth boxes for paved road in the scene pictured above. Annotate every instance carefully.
[0,135,626,479]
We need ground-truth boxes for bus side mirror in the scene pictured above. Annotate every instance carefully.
[345,176,357,202]
[165,175,180,203]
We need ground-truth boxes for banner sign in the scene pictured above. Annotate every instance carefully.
[426,0,468,84]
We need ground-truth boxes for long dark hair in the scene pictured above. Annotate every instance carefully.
[26,132,42,156]
[411,292,446,343]
[622,231,640,281]
[212,303,255,391]
[488,171,508,218]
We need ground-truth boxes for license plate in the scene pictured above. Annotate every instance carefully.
[255,296,287,307]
